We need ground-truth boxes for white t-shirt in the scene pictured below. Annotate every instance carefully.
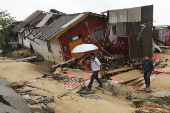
[90,57,101,71]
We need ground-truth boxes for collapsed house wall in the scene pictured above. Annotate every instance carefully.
[29,33,64,63]
[18,33,31,48]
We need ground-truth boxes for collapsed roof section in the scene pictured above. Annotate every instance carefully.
[12,9,68,33]
[33,12,106,42]
[33,13,86,41]
[12,10,44,32]
[12,9,106,44]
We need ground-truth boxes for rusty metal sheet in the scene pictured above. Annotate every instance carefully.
[129,23,153,59]
[147,5,153,22]
[141,35,153,58]
[141,5,153,22]
[129,35,142,58]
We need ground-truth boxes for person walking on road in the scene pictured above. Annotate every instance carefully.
[86,53,103,91]
[141,55,154,92]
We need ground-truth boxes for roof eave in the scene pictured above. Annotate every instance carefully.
[49,13,106,42]
[49,13,89,42]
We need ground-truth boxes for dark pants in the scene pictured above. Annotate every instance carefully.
[144,71,152,85]
[88,71,102,89]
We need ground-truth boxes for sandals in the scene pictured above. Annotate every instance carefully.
[144,88,152,92]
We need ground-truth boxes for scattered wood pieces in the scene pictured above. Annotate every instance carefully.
[79,90,95,94]
[31,108,45,113]
[25,99,38,105]
[106,66,136,74]
[16,56,37,62]
[16,89,32,93]
[52,58,75,68]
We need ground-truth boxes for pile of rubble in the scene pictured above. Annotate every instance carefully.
[11,81,56,113]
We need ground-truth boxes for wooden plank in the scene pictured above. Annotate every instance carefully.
[16,56,37,61]
[158,46,170,49]
[153,37,170,46]
[153,42,162,52]
[52,58,75,68]
[137,74,158,91]
[141,6,148,22]
[147,5,153,22]
[106,66,136,74]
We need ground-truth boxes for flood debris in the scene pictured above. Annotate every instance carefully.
[38,96,55,104]
[131,99,144,108]
[16,89,33,93]
[79,90,95,94]
[11,84,24,89]
[0,77,32,113]
[41,103,55,113]
[27,93,46,97]
[25,99,38,105]
[31,108,45,113]
[16,56,37,62]
[80,94,101,100]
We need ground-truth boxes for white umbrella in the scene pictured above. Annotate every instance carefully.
[71,44,98,53]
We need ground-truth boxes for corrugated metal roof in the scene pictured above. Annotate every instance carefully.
[36,13,53,27]
[12,21,27,32]
[24,10,43,23]
[12,10,44,32]
[29,13,46,26]
[33,13,86,41]
[61,14,85,28]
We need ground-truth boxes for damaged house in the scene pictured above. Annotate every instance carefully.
[104,5,153,59]
[12,10,108,63]
[12,5,153,64]
[153,25,170,46]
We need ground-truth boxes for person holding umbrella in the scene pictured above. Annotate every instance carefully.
[86,53,104,91]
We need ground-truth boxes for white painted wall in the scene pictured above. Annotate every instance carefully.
[29,34,64,63]
[18,30,31,48]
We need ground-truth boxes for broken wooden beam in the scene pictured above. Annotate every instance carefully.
[106,66,136,74]
[158,46,170,49]
[153,42,162,52]
[16,56,37,61]
[153,37,170,46]
[52,58,75,68]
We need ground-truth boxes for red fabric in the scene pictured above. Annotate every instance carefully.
[59,71,92,79]
[152,54,163,60]
[110,77,124,83]
[45,76,53,78]
[83,73,92,79]
[84,66,90,71]
[79,59,84,63]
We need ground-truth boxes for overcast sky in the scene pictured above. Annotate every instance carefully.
[0,0,169,25]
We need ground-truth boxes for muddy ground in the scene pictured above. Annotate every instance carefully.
[0,49,170,113]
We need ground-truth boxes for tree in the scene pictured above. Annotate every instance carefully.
[0,10,16,46]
